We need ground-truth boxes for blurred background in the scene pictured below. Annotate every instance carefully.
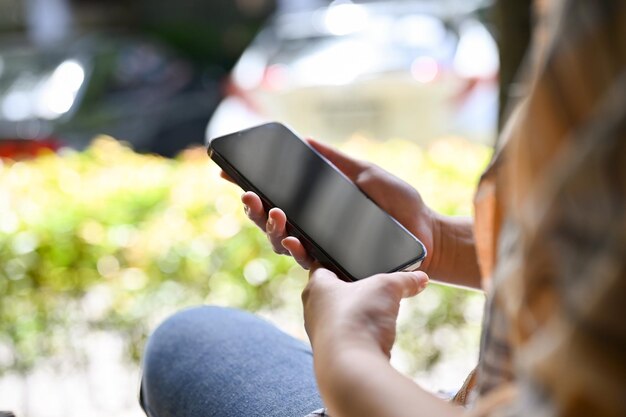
[0,0,533,416]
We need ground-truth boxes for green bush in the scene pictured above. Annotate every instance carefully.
[0,135,490,376]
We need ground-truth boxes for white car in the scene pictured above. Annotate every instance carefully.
[207,0,498,145]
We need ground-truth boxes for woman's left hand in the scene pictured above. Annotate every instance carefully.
[302,263,429,357]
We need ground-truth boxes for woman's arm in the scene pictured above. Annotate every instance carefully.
[316,346,462,417]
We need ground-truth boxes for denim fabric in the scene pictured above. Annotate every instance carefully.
[140,306,325,417]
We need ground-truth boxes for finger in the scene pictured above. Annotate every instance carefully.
[266,208,290,255]
[306,139,368,181]
[241,192,267,231]
[302,262,339,307]
[282,237,314,269]
[220,170,235,183]
[303,264,343,308]
[303,264,345,306]
[308,260,324,274]
[379,271,429,299]
[308,262,342,285]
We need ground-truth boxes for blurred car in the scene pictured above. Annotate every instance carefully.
[207,0,498,145]
[0,34,221,158]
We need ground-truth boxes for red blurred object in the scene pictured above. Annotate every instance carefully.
[0,138,61,160]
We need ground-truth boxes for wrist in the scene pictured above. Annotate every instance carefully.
[422,213,481,288]
[421,209,445,278]
[310,322,384,358]
[314,344,463,417]
[312,335,389,395]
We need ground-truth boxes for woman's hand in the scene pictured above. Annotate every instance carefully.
[302,264,462,417]
[225,139,439,273]
[302,263,429,356]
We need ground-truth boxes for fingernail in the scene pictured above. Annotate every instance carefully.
[243,204,250,216]
[267,217,275,233]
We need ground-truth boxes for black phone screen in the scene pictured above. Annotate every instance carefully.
[209,123,426,281]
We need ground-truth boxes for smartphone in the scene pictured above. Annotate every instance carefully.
[208,122,426,281]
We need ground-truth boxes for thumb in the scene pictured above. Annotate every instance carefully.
[306,139,367,181]
[380,271,429,299]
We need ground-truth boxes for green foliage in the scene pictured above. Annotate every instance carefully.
[0,135,491,376]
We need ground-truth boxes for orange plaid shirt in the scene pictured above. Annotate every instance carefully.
[466,0,626,416]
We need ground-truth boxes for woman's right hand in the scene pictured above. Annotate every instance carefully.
[222,139,440,274]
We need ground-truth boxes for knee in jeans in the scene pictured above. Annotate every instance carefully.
[154,305,232,334]
[141,306,238,410]
[144,306,235,355]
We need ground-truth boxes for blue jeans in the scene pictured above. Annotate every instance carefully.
[140,306,324,417]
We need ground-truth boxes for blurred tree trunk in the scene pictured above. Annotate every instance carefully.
[493,0,533,135]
